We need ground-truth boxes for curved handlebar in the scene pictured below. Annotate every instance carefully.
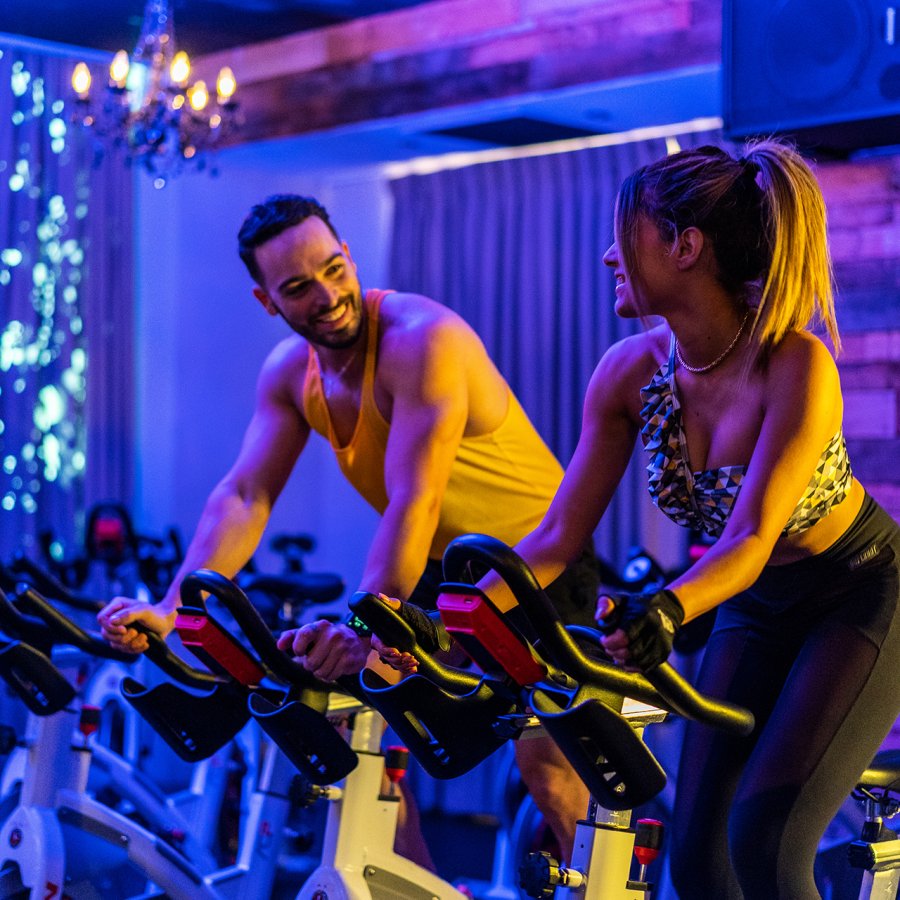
[10,554,104,613]
[15,584,139,663]
[442,535,754,736]
[10,583,219,689]
[180,569,351,693]
[347,590,490,696]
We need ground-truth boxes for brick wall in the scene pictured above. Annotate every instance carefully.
[820,158,900,522]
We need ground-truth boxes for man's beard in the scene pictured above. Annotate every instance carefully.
[276,291,365,349]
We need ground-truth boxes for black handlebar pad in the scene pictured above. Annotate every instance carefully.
[121,675,252,763]
[10,554,104,613]
[348,590,517,779]
[0,631,76,715]
[442,534,754,737]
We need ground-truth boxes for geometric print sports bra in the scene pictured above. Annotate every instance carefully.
[638,338,853,539]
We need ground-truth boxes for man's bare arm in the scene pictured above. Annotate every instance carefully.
[99,341,311,649]
[359,311,475,599]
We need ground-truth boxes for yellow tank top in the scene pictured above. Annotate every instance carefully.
[302,290,564,558]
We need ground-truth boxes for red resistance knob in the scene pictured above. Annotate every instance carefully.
[384,745,409,784]
[634,818,664,868]
[79,704,101,739]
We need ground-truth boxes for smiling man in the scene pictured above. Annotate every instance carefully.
[98,194,600,864]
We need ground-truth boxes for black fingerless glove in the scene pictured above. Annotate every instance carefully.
[598,589,684,671]
[395,601,454,654]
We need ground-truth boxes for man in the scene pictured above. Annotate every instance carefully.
[99,194,598,861]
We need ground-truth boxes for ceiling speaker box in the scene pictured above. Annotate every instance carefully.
[724,0,900,156]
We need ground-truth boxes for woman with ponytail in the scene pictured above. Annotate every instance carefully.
[376,139,900,897]
[487,139,900,898]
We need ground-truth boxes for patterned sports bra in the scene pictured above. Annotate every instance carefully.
[639,338,853,539]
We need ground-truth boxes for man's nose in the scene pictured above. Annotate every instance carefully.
[311,279,340,308]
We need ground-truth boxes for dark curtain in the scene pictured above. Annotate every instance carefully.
[389,129,724,564]
[0,38,133,561]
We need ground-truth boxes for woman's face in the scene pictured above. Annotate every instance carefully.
[603,213,675,319]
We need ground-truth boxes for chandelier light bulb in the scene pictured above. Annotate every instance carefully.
[70,0,240,184]
[216,67,237,103]
[109,50,130,88]
[170,51,190,86]
[72,62,92,98]
[187,80,209,111]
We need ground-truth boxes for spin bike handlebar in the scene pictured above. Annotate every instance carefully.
[442,533,754,737]
[4,584,134,663]
[180,569,361,697]
[347,589,503,696]
[181,570,320,685]
[9,582,219,689]
[4,556,218,689]
[8,553,104,613]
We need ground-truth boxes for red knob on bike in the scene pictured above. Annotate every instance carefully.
[79,704,101,738]
[385,745,409,784]
[634,818,664,867]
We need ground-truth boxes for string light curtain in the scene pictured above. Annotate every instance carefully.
[0,38,133,561]
[388,128,725,565]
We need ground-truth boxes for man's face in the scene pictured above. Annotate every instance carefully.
[252,216,364,349]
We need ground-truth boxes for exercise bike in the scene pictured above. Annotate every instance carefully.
[0,581,230,899]
[348,533,755,900]
[124,568,471,900]
[0,556,241,867]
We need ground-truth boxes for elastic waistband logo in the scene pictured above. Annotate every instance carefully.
[848,543,879,571]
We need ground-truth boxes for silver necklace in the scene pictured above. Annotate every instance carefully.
[674,312,751,374]
[320,346,362,396]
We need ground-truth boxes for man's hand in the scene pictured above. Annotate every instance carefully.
[276,619,371,681]
[97,597,177,653]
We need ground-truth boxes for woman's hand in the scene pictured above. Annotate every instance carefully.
[368,593,422,674]
[371,632,420,675]
[596,589,684,670]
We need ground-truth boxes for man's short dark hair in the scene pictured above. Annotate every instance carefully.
[237,195,340,286]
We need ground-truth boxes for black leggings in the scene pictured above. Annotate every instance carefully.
[670,495,900,900]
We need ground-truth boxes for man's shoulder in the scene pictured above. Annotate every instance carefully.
[378,290,467,343]
[260,334,310,385]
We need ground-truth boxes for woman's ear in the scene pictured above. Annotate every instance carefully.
[673,226,705,270]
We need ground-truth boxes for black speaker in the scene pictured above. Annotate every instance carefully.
[724,0,900,156]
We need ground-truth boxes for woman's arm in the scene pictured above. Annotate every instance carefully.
[486,335,650,611]
[668,332,845,620]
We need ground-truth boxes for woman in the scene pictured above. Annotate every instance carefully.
[499,140,900,899]
[379,140,900,898]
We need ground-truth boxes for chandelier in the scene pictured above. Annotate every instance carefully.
[70,0,239,186]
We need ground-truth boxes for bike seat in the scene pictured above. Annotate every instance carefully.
[239,572,345,628]
[857,749,900,793]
